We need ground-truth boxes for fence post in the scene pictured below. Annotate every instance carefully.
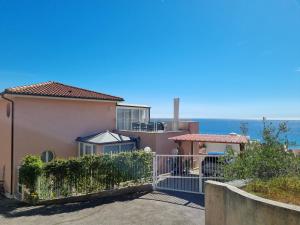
[152,153,157,190]
[199,157,203,193]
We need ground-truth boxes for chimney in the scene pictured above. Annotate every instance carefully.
[173,98,180,131]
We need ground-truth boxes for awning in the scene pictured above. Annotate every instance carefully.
[169,134,248,144]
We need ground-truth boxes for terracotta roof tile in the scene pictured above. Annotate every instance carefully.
[4,81,124,102]
[169,134,249,144]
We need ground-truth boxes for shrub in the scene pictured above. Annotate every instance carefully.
[19,155,43,195]
[244,176,300,205]
[20,151,153,200]
[223,120,300,180]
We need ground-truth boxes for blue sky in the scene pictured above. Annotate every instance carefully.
[1,0,300,119]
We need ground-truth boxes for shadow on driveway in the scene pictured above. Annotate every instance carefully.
[0,190,204,218]
[139,190,205,209]
[0,192,149,218]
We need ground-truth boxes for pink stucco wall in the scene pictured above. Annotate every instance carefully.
[10,96,117,194]
[0,94,200,195]
[119,121,199,155]
[0,98,12,194]
[120,131,189,155]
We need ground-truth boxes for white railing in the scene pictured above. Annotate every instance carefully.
[119,121,168,132]
[153,154,224,194]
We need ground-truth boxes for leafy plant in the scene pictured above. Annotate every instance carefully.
[19,151,153,201]
[240,122,249,136]
[244,176,300,205]
[223,119,300,180]
[19,155,43,198]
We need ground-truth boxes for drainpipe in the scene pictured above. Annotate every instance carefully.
[0,93,14,196]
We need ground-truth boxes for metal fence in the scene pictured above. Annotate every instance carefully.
[17,153,225,201]
[153,154,224,194]
[25,152,153,201]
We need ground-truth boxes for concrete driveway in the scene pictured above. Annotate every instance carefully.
[0,191,205,225]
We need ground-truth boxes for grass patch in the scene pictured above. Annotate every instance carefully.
[243,176,300,206]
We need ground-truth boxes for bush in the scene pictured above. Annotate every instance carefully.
[19,155,43,195]
[244,176,300,205]
[223,120,300,180]
[20,151,153,200]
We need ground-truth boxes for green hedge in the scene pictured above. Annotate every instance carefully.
[19,151,153,201]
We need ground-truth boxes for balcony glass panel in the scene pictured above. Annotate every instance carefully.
[116,107,150,131]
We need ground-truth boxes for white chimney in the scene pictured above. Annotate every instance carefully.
[173,98,180,131]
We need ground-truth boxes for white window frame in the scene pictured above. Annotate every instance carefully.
[103,142,136,154]
[116,106,150,131]
[78,142,97,157]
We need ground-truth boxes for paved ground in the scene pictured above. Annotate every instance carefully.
[0,191,205,225]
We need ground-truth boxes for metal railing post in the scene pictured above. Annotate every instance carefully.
[199,156,203,193]
[152,153,157,190]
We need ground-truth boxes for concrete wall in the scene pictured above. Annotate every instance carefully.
[11,96,117,194]
[119,121,199,155]
[119,131,188,154]
[205,181,300,225]
[0,98,12,194]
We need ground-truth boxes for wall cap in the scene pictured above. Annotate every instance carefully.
[205,180,300,212]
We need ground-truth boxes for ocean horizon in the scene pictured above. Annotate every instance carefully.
[155,118,300,149]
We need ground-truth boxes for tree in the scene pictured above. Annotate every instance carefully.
[223,119,298,180]
[240,122,249,136]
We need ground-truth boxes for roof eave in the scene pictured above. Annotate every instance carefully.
[77,140,134,145]
[4,92,124,102]
[170,139,247,144]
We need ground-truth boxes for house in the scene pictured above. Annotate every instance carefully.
[169,133,249,155]
[289,149,300,157]
[0,81,198,198]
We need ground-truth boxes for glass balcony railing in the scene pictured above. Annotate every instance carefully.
[116,120,184,132]
[128,121,166,132]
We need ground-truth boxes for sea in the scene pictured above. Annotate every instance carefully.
[194,119,300,149]
[157,118,300,149]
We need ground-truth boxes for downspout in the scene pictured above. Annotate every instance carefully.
[0,93,14,195]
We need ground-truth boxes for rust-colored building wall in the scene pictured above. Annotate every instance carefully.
[0,98,12,194]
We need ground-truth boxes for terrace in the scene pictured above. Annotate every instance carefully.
[116,100,199,154]
[116,99,196,133]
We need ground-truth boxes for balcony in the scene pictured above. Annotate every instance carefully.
[116,101,199,154]
[116,103,198,133]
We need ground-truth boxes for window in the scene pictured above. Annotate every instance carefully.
[80,143,84,157]
[41,151,54,163]
[116,107,150,130]
[85,145,92,155]
[121,143,135,151]
[78,143,97,157]
[103,145,120,154]
[103,142,136,154]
